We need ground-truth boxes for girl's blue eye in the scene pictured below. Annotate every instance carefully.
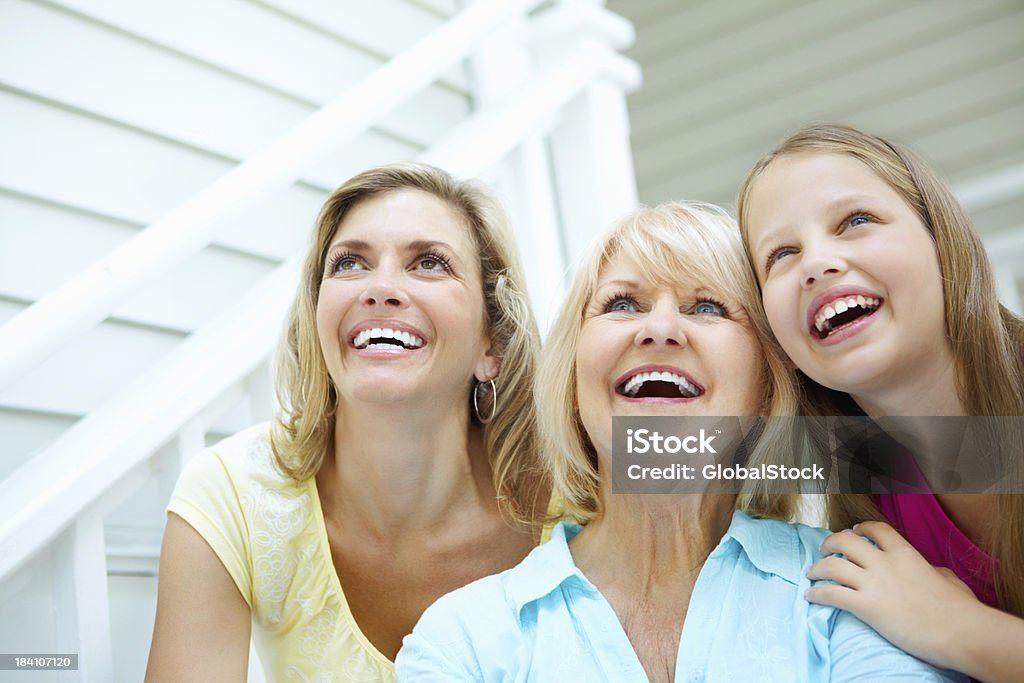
[848,215,869,227]
[694,301,725,315]
[765,246,796,274]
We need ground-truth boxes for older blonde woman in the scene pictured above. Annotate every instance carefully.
[146,164,547,682]
[395,202,960,682]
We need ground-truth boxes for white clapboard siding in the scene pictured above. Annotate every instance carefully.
[0,192,280,333]
[911,100,1024,174]
[0,301,184,416]
[970,196,1024,235]
[256,0,463,84]
[109,575,158,683]
[0,408,76,481]
[0,546,60,656]
[637,11,1024,183]
[38,0,471,142]
[0,90,335,251]
[633,0,1016,192]
[0,0,427,184]
[630,0,879,109]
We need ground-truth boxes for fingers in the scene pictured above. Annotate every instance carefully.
[806,555,865,589]
[819,529,880,567]
[850,521,909,552]
[804,583,859,611]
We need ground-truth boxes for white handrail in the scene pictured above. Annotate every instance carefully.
[0,0,544,390]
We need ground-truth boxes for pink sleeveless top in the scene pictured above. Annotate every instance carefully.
[877,493,999,608]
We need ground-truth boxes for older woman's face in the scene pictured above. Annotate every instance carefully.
[316,189,498,409]
[575,252,765,458]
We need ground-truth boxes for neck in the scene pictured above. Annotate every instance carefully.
[853,344,965,418]
[318,401,492,538]
[571,490,735,588]
[852,352,969,488]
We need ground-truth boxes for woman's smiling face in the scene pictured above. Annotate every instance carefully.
[315,189,498,410]
[574,251,765,458]
[744,152,950,400]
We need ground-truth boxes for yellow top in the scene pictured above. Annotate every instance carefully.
[169,423,561,682]
[169,424,396,681]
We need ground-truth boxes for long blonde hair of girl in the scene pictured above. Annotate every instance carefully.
[737,123,1024,617]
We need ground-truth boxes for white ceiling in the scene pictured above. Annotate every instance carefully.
[607,0,1024,242]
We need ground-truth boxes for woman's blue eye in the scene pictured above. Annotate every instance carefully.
[606,298,638,313]
[693,301,724,315]
[417,252,452,272]
[333,255,362,272]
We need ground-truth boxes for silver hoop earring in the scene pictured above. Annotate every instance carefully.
[473,378,498,424]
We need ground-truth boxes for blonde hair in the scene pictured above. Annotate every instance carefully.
[537,201,801,525]
[737,123,1024,616]
[271,163,546,528]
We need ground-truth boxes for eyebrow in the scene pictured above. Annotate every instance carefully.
[595,278,641,290]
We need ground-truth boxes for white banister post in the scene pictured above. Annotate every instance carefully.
[54,516,113,682]
[542,1,641,265]
[463,1,567,333]
[549,77,640,265]
[503,140,567,334]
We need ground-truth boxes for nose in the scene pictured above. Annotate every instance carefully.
[800,240,846,289]
[634,299,686,348]
[361,264,408,309]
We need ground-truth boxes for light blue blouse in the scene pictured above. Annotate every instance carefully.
[396,511,962,682]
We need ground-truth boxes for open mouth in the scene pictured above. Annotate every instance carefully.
[812,296,881,340]
[352,327,425,351]
[616,371,704,399]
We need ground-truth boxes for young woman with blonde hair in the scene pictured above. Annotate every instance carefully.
[739,123,1024,682]
[146,163,546,682]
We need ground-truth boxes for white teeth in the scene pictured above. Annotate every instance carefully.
[353,327,425,349]
[813,296,881,333]
[622,371,701,398]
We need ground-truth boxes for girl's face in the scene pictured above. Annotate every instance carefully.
[743,152,950,401]
[574,251,765,458]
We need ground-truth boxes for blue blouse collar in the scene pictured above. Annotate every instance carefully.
[506,510,805,619]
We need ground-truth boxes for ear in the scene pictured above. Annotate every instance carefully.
[474,335,503,382]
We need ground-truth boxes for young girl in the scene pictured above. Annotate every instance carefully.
[737,123,1024,682]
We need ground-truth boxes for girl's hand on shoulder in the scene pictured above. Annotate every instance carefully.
[804,520,978,672]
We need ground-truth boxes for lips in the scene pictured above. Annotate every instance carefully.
[614,365,705,400]
[806,286,883,341]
